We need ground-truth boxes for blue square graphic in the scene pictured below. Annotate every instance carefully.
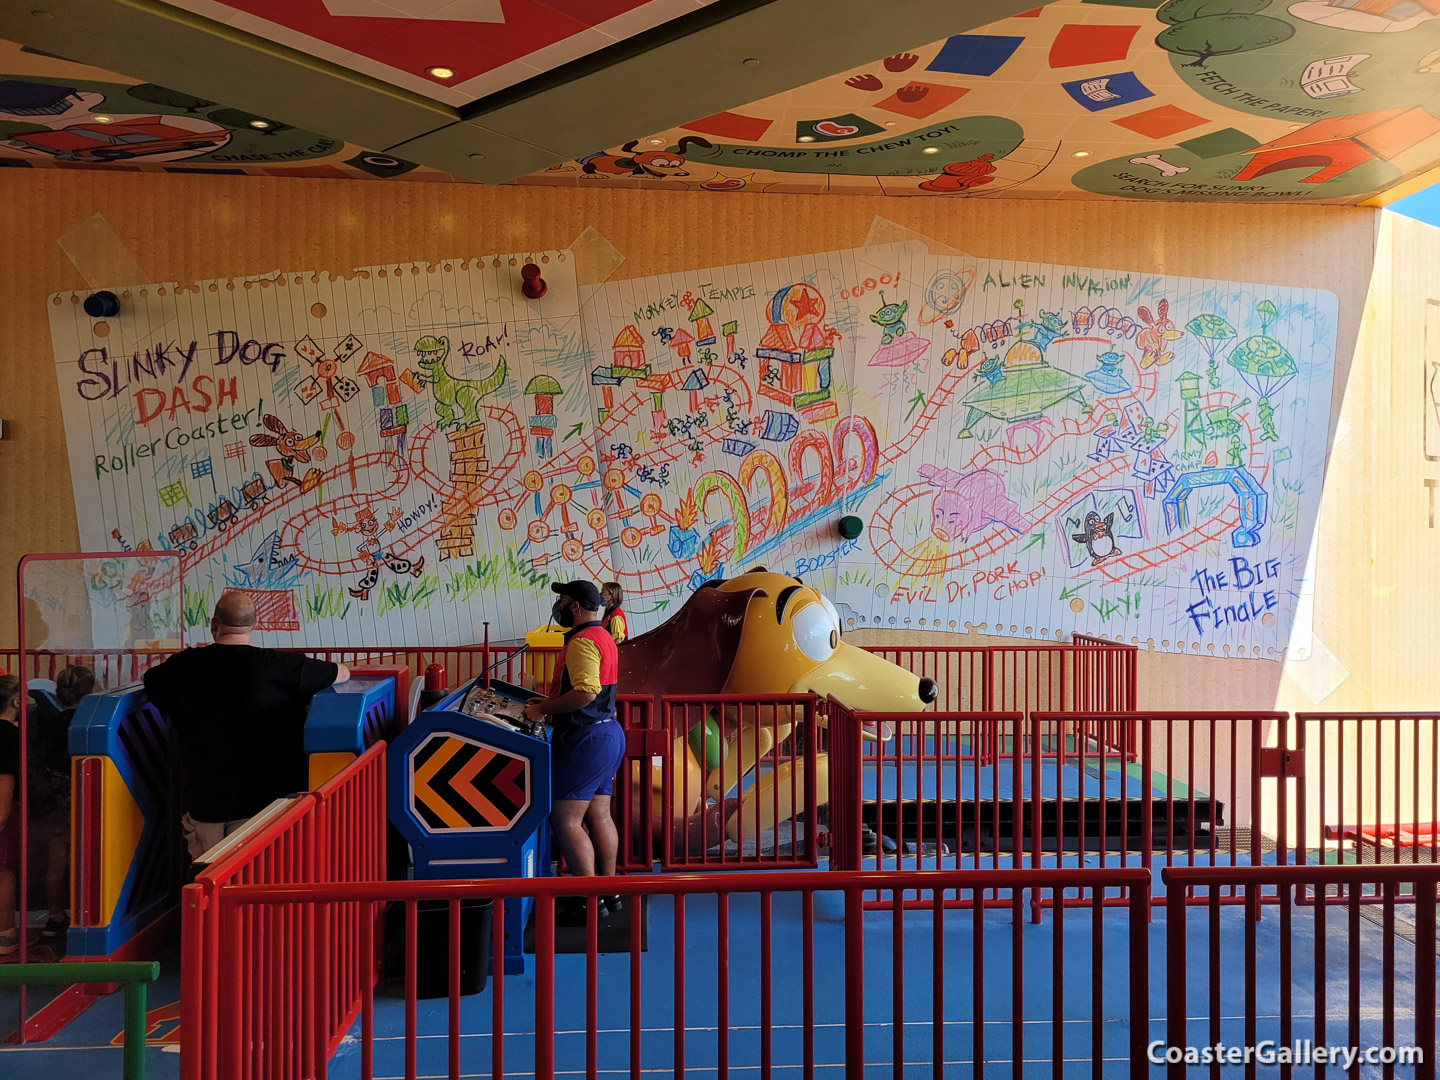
[1061,70,1154,111]
[926,35,1025,77]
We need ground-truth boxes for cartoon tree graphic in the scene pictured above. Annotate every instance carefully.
[1155,0,1294,69]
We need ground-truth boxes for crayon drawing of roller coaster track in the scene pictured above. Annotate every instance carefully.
[47,245,1337,657]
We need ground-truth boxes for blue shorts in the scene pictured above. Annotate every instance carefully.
[551,719,626,802]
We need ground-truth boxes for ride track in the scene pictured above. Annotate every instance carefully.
[133,334,1268,603]
[866,336,1269,586]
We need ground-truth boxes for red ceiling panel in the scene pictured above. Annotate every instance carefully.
[160,0,713,102]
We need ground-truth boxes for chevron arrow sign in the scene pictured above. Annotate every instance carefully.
[409,733,531,831]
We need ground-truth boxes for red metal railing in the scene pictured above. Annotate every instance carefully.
[1296,714,1440,891]
[657,694,820,870]
[859,640,1138,725]
[1070,634,1139,715]
[827,701,1018,887]
[310,741,388,1062]
[1,638,1137,707]
[202,867,1153,1080]
[180,742,386,1080]
[0,647,172,687]
[1164,864,1440,1080]
[828,707,1295,913]
[0,647,537,690]
[1030,711,1286,910]
[613,695,658,874]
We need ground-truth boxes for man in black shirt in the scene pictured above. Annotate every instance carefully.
[144,591,349,859]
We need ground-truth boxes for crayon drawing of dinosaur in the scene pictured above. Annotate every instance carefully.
[412,335,507,429]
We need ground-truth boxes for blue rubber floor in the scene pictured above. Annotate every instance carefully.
[0,752,1427,1080]
[322,895,1433,1079]
[5,894,1431,1080]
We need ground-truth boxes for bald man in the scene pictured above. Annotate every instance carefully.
[144,591,350,859]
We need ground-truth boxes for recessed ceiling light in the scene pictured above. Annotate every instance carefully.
[742,58,761,67]
[1072,150,1090,158]
[426,66,456,79]
[248,119,272,129]
[922,146,940,154]
[91,114,113,124]
[798,135,816,143]
[884,121,896,127]
[647,138,666,146]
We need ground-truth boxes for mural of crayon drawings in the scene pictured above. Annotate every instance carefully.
[49,243,1337,658]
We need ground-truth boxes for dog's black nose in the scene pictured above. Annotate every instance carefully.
[918,678,938,704]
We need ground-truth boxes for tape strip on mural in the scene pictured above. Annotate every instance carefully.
[49,244,1336,656]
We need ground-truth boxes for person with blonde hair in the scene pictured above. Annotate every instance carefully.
[144,591,349,859]
[600,581,627,645]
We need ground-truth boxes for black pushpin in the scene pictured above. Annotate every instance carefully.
[83,291,120,318]
[521,263,547,300]
[837,515,863,540]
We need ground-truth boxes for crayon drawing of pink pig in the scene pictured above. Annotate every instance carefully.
[918,465,1030,543]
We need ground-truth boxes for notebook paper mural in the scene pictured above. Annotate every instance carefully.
[49,246,1337,656]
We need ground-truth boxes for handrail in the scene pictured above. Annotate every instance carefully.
[221,865,1154,905]
[1163,862,1440,887]
[0,961,160,1079]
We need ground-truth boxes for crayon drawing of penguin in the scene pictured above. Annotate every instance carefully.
[1072,511,1121,566]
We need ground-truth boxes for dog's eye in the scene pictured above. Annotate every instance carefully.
[820,595,841,635]
[791,604,836,663]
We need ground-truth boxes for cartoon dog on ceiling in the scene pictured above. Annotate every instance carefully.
[579,136,714,179]
[618,569,937,853]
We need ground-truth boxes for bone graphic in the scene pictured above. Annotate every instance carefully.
[1129,153,1189,178]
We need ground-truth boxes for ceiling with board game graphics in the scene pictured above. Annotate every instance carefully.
[3,0,1440,201]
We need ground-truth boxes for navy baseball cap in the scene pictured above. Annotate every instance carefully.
[551,580,603,611]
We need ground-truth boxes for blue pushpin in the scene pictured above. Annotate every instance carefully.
[83,291,120,318]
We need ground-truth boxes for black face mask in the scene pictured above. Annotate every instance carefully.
[552,598,575,628]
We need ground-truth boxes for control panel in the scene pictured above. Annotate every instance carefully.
[459,679,546,739]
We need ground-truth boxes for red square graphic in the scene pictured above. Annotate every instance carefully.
[875,83,970,121]
[1112,105,1210,139]
[1048,23,1141,68]
[683,111,774,142]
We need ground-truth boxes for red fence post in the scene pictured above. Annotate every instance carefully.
[844,886,864,1080]
[1416,883,1437,1080]
[1163,869,1185,1078]
[1030,712,1043,923]
[180,884,207,1080]
[1130,871,1151,1078]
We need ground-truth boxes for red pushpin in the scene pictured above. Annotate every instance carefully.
[521,262,547,299]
